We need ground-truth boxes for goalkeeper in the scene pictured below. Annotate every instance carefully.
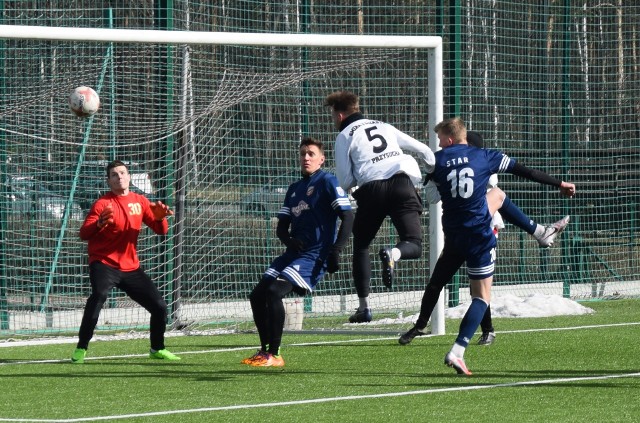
[241,137,354,367]
[71,160,180,363]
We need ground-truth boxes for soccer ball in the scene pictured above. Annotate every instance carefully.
[69,86,100,117]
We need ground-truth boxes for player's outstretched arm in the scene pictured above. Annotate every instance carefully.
[145,201,171,235]
[510,162,576,198]
[559,181,576,198]
[149,201,174,221]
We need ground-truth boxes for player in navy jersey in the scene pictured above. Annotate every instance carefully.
[415,130,571,346]
[404,117,575,375]
[325,90,435,323]
[242,137,354,367]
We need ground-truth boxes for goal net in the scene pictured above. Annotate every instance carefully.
[1,23,637,339]
[0,25,445,336]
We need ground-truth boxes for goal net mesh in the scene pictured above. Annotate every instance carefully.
[1,7,639,338]
[1,37,437,335]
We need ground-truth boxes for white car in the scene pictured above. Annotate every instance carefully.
[3,176,84,221]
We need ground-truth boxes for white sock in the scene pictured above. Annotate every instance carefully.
[391,247,401,261]
[533,224,546,239]
[359,297,370,310]
[451,342,466,358]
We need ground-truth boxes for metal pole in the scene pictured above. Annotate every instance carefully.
[0,0,9,330]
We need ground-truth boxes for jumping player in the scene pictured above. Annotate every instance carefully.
[409,130,570,346]
[325,90,435,323]
[404,117,575,375]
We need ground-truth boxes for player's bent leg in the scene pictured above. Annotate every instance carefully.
[249,278,273,350]
[486,187,506,216]
[263,277,295,360]
[76,261,118,350]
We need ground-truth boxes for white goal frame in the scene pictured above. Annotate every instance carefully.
[0,24,446,335]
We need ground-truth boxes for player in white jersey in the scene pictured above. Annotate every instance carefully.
[427,118,574,375]
[325,90,435,323]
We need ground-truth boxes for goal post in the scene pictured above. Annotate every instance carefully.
[0,24,446,337]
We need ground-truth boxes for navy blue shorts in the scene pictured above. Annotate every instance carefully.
[445,228,497,279]
[263,250,326,292]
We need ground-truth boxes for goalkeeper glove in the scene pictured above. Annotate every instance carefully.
[97,205,114,229]
[326,248,340,273]
[149,201,174,221]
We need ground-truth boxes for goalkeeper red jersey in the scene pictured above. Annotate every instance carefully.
[79,191,168,271]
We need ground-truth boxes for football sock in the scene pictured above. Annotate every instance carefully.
[533,224,547,239]
[359,297,370,311]
[499,196,537,235]
[391,247,401,261]
[450,342,466,358]
[480,304,494,333]
[455,297,489,348]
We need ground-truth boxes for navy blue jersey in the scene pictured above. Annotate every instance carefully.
[431,144,515,234]
[278,169,352,256]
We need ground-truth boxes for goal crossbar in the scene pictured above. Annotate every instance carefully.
[0,24,441,49]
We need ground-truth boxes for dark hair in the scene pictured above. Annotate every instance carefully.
[324,90,360,114]
[300,137,324,153]
[106,160,128,177]
[467,131,484,148]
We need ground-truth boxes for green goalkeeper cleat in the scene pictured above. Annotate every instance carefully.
[71,348,87,364]
[149,349,181,361]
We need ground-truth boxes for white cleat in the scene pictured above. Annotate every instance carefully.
[444,351,472,376]
[536,215,570,248]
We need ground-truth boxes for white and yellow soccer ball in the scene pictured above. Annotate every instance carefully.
[69,86,100,117]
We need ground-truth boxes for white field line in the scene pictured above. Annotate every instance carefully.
[0,322,639,421]
[1,321,640,366]
[0,372,639,422]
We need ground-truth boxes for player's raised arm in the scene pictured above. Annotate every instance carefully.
[509,162,576,198]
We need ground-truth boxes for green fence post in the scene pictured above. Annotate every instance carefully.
[0,3,8,329]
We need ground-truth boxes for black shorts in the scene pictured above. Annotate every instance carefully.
[351,173,423,247]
